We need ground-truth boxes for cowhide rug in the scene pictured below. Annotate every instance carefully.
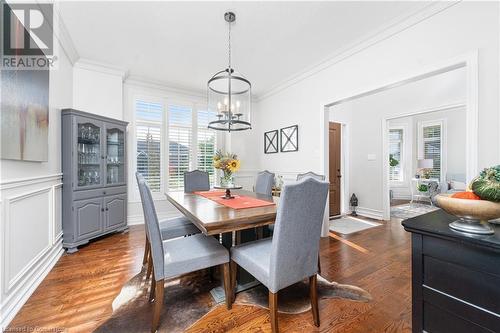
[95,267,371,333]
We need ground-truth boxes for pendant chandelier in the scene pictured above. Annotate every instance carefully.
[207,12,252,132]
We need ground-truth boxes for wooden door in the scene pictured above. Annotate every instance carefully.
[329,122,341,216]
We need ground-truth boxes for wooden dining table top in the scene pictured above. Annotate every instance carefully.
[166,190,278,235]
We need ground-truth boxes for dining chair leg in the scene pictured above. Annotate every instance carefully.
[230,260,237,303]
[143,238,150,266]
[146,255,153,281]
[269,291,279,333]
[317,255,322,275]
[309,274,320,327]
[149,268,156,302]
[222,262,232,310]
[151,279,164,333]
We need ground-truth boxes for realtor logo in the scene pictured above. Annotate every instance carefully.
[2,3,56,69]
[3,3,53,55]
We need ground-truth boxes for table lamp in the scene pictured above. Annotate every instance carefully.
[417,159,434,179]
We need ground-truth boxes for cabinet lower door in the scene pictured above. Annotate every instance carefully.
[104,194,126,230]
[74,198,103,240]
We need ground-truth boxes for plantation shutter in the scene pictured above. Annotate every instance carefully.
[197,110,217,185]
[423,124,442,179]
[135,101,163,192]
[388,129,403,181]
[168,105,192,190]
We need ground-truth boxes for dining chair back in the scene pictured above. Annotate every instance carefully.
[184,170,210,193]
[296,171,325,181]
[269,178,329,292]
[296,171,326,274]
[255,170,275,196]
[137,176,166,280]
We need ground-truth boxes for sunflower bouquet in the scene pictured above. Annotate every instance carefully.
[213,150,241,186]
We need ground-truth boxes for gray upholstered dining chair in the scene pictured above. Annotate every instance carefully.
[137,176,231,333]
[296,172,326,274]
[230,178,329,333]
[184,170,210,193]
[296,171,326,181]
[255,170,275,196]
[136,173,200,280]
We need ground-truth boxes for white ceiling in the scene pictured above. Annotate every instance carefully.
[60,1,430,96]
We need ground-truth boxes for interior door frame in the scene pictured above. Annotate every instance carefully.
[319,51,478,231]
[328,121,349,218]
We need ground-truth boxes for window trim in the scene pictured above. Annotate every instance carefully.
[131,93,223,201]
[418,119,447,182]
[133,94,166,200]
[388,125,406,184]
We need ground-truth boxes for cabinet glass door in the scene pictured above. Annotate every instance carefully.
[106,127,125,185]
[77,121,103,187]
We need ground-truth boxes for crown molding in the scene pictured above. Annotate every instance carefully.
[74,58,128,79]
[257,1,459,102]
[52,1,79,65]
[124,75,206,98]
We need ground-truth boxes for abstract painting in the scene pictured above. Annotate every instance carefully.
[1,68,49,161]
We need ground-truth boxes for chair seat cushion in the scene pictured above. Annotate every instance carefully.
[230,238,272,289]
[163,234,229,278]
[159,216,200,240]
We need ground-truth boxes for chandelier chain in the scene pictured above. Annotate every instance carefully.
[228,19,231,70]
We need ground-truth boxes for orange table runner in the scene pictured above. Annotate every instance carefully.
[195,190,275,209]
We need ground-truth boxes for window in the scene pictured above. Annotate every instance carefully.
[389,128,404,181]
[421,123,442,180]
[168,105,192,191]
[136,100,163,192]
[197,109,217,185]
[135,98,220,194]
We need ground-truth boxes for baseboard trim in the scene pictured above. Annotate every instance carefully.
[0,240,63,330]
[356,206,384,220]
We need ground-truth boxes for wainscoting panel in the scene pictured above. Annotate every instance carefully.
[0,174,64,330]
[5,187,52,291]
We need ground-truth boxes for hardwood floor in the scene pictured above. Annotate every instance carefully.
[7,218,411,332]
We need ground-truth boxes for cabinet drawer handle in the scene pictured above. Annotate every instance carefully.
[106,208,109,211]
[103,191,106,195]
[101,208,104,212]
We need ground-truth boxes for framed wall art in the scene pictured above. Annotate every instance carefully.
[280,125,298,152]
[264,129,279,154]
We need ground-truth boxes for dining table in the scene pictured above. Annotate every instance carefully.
[166,189,279,294]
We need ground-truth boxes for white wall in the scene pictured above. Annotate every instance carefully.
[242,1,499,218]
[0,13,74,329]
[73,60,125,120]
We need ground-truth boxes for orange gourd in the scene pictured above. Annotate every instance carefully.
[451,191,481,200]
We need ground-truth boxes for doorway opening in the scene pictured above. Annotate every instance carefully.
[319,52,478,226]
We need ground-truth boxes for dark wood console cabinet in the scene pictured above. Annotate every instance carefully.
[402,210,500,333]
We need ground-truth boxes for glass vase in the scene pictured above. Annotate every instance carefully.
[220,172,234,187]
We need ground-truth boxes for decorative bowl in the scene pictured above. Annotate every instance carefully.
[436,194,500,235]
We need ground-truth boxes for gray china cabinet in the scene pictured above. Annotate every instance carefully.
[62,109,128,253]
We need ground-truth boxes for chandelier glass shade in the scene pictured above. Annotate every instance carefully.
[207,12,252,132]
